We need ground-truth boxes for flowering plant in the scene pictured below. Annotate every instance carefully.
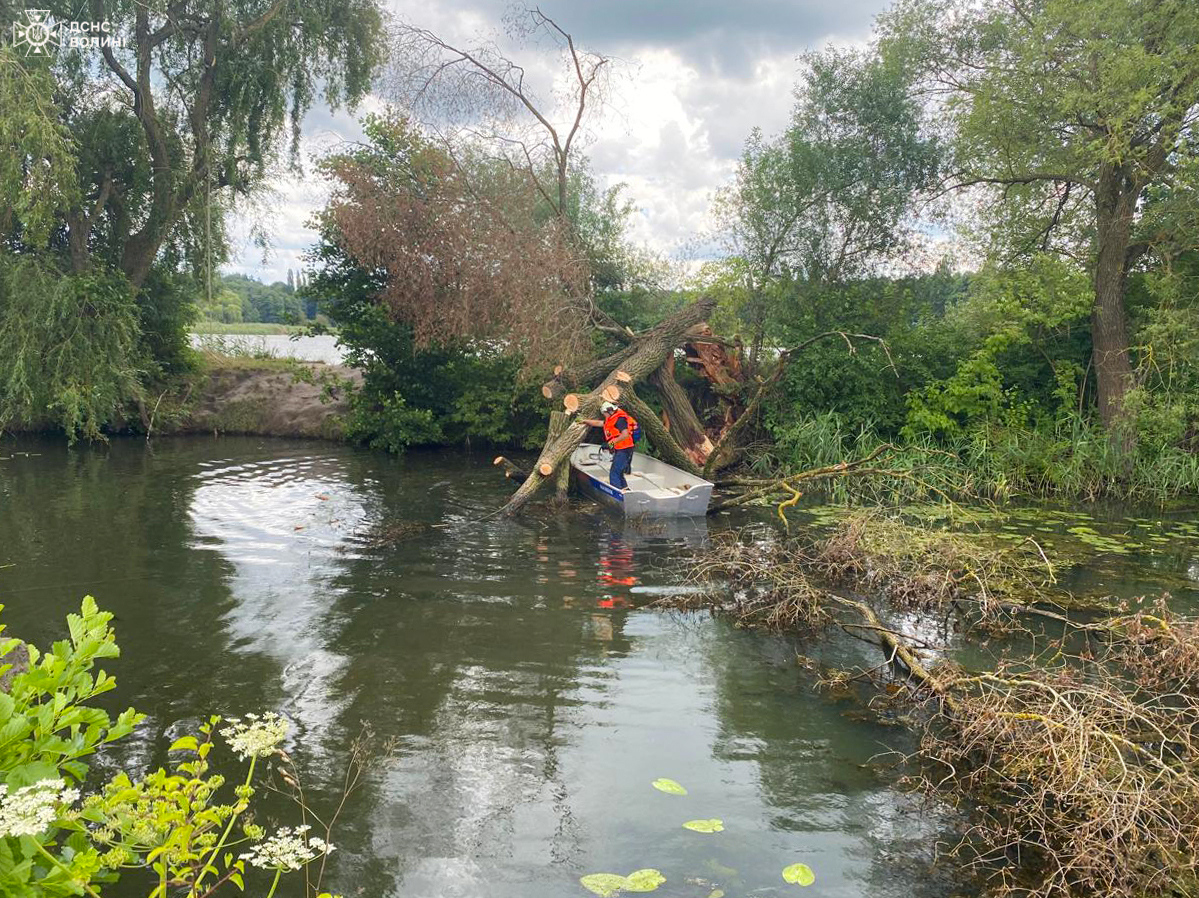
[0,598,353,898]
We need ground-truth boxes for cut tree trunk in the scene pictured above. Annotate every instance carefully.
[501,295,716,516]
[547,410,571,503]
[650,355,713,468]
[1093,163,1138,453]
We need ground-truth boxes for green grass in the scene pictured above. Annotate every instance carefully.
[191,321,309,335]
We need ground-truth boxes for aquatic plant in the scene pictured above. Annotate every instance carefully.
[650,778,687,795]
[580,868,666,896]
[781,862,815,886]
[681,819,724,834]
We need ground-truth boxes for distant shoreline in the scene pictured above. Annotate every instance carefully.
[191,322,324,335]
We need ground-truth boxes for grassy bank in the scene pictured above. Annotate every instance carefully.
[190,321,312,335]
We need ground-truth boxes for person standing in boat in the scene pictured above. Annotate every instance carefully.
[583,401,639,490]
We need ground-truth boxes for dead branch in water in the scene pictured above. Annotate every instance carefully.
[668,524,1199,898]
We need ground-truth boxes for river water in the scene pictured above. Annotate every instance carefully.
[0,435,1193,897]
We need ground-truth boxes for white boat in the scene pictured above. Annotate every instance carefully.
[570,443,714,517]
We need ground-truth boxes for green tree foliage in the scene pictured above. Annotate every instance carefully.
[0,48,76,245]
[880,0,1199,439]
[713,45,940,362]
[201,274,306,324]
[0,257,144,442]
[0,0,385,439]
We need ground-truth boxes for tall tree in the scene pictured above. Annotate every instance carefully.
[5,0,383,288]
[882,0,1199,444]
[714,46,940,365]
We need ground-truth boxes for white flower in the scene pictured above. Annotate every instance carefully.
[219,711,289,759]
[0,778,80,838]
[238,825,335,871]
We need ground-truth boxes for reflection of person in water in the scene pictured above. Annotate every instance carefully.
[597,532,637,607]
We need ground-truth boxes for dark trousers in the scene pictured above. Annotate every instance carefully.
[609,447,633,489]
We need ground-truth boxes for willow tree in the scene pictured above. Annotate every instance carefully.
[882,0,1199,444]
[5,0,383,287]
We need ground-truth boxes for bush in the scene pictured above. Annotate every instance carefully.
[0,256,145,442]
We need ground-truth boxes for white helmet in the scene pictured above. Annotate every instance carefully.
[600,401,618,414]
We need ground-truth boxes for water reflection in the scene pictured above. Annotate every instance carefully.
[1,436,978,898]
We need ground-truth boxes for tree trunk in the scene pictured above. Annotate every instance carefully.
[1092,163,1138,452]
[650,356,713,467]
[501,295,716,516]
[547,410,571,503]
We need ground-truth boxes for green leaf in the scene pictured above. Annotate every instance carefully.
[682,818,724,833]
[170,736,200,752]
[782,862,815,886]
[650,778,687,796]
[707,891,725,898]
[624,869,666,892]
[580,873,628,897]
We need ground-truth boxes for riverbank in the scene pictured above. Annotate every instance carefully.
[169,356,361,439]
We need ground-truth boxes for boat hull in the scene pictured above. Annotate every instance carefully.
[570,444,714,517]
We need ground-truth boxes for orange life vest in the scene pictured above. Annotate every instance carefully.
[603,409,637,451]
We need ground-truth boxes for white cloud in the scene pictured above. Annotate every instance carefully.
[226,0,886,282]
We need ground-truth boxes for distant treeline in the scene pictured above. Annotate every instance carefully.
[196,271,322,325]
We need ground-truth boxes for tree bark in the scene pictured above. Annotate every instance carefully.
[650,356,713,467]
[501,295,716,516]
[547,410,571,502]
[1092,162,1139,452]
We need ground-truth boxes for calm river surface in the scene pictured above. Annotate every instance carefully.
[0,436,1193,897]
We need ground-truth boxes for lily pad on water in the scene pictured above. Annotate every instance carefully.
[682,818,724,833]
[624,869,667,892]
[580,869,667,896]
[651,778,688,795]
[782,863,815,886]
[581,874,630,897]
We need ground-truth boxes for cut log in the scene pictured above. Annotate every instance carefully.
[600,384,621,403]
[553,364,564,376]
[538,463,554,477]
[493,456,530,483]
[615,370,632,383]
[541,384,554,399]
[563,393,580,413]
[501,295,717,516]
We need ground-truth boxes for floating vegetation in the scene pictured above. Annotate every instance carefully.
[682,819,724,834]
[782,862,816,886]
[651,778,688,795]
[580,869,666,896]
[581,874,630,897]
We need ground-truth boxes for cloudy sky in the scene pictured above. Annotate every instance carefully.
[227,0,891,284]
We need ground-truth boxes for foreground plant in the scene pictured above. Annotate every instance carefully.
[0,597,357,898]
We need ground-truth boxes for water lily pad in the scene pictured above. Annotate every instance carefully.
[682,818,724,833]
[782,863,815,886]
[624,869,666,892]
[651,778,688,795]
[581,874,628,897]
[707,891,725,898]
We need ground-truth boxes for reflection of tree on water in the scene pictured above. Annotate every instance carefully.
[298,474,642,897]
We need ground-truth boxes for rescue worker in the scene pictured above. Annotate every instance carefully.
[583,401,638,490]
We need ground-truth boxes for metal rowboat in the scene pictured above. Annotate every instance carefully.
[569,443,714,517]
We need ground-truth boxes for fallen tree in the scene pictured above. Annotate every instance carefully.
[499,295,717,516]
